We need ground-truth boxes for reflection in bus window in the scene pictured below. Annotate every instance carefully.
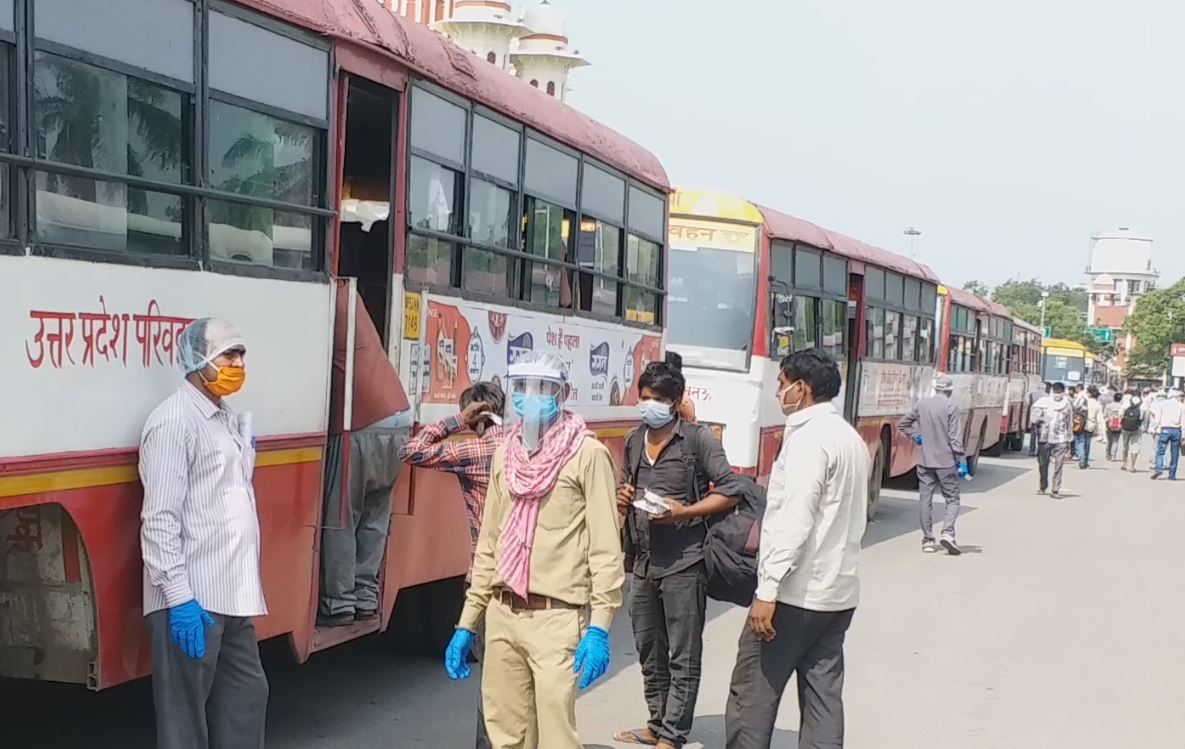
[625,234,661,324]
[576,218,620,317]
[884,310,901,359]
[821,299,846,362]
[792,296,818,352]
[667,244,756,369]
[523,197,572,308]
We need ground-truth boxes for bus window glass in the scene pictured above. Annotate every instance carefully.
[464,179,514,296]
[823,255,846,295]
[525,138,577,206]
[885,273,904,307]
[792,296,818,352]
[406,155,462,285]
[884,310,901,360]
[904,278,921,310]
[668,242,756,370]
[625,234,660,324]
[821,299,846,361]
[919,318,934,364]
[770,242,792,286]
[471,115,519,183]
[866,267,885,301]
[902,314,918,362]
[0,48,9,235]
[523,197,573,308]
[36,0,194,82]
[867,306,885,359]
[410,87,465,165]
[35,52,186,255]
[576,220,621,317]
[921,283,938,315]
[628,186,664,239]
[795,247,821,289]
[581,164,624,222]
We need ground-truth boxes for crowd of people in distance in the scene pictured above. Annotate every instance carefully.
[1027,381,1185,497]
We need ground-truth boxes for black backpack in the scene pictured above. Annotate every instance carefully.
[1122,403,1142,432]
[623,424,766,606]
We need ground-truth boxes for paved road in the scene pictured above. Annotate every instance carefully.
[5,452,1185,747]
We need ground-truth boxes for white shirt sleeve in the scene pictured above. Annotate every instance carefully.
[755,439,828,602]
[139,418,195,608]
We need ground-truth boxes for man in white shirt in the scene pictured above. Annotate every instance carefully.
[1151,390,1185,480]
[725,349,869,749]
[139,319,268,749]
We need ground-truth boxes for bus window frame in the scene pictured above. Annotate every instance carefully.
[860,266,936,364]
[5,0,336,282]
[405,79,666,330]
[767,242,847,360]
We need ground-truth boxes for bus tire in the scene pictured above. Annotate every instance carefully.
[983,434,1005,457]
[967,425,987,476]
[867,435,887,521]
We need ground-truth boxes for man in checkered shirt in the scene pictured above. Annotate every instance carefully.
[399,380,505,749]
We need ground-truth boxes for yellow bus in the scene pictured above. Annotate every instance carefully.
[1041,338,1088,386]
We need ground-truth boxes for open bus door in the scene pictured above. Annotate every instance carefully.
[844,274,863,423]
[312,74,402,653]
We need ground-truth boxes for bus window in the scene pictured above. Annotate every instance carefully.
[902,315,918,362]
[667,238,757,370]
[821,299,846,362]
[792,296,818,352]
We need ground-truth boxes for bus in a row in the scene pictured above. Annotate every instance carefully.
[0,0,667,690]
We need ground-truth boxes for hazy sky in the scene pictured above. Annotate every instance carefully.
[543,0,1185,289]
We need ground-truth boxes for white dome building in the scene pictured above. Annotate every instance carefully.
[431,1,529,72]
[510,1,588,101]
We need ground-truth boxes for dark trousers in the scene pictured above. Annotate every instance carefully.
[1106,430,1122,461]
[725,604,854,749]
[149,611,269,749]
[631,564,708,748]
[1076,431,1094,468]
[1028,424,1041,456]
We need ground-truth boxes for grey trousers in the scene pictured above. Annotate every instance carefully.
[725,604,854,749]
[320,424,408,616]
[631,564,708,748]
[917,466,960,541]
[149,610,269,749]
[1038,442,1069,493]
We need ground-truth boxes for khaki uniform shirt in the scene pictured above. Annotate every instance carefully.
[459,437,624,632]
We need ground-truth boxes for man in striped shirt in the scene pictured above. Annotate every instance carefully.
[139,318,268,749]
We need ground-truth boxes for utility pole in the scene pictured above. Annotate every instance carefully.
[904,227,922,259]
[1038,290,1050,337]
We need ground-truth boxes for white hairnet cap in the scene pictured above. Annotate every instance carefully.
[507,350,568,383]
[933,375,954,392]
[178,318,246,374]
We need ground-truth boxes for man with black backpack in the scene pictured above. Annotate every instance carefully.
[614,361,742,749]
[1120,392,1145,472]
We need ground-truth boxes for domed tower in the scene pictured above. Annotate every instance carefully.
[511,1,588,101]
[432,1,529,71]
[1085,227,1159,371]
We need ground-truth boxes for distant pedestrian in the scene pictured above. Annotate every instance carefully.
[1120,393,1145,472]
[724,349,868,749]
[139,319,268,749]
[1151,390,1185,481]
[1076,386,1103,469]
[1029,382,1050,456]
[898,375,968,555]
[1147,390,1167,471]
[1033,382,1074,499]
[1103,392,1125,462]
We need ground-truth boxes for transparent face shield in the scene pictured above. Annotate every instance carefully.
[505,376,566,453]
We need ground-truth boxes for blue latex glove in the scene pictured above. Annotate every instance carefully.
[574,626,610,689]
[957,460,970,478]
[913,434,923,445]
[169,600,215,660]
[445,629,475,680]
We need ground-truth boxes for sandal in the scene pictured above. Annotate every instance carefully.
[613,729,659,745]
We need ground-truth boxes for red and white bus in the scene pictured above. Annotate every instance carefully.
[999,317,1044,452]
[666,189,942,518]
[0,0,669,690]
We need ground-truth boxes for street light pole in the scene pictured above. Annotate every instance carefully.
[1039,291,1050,336]
[904,227,922,259]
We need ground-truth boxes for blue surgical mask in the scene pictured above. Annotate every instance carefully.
[511,392,559,421]
[639,399,674,428]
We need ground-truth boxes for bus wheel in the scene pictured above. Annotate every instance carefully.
[967,426,987,476]
[867,438,886,521]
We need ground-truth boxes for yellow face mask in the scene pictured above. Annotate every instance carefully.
[204,365,246,397]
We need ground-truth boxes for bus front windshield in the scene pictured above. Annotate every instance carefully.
[667,240,757,371]
[1043,353,1085,385]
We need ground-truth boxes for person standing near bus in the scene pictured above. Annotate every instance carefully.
[139,318,269,749]
[1029,382,1051,457]
[400,380,506,749]
[613,361,742,749]
[724,349,868,749]
[1032,383,1073,499]
[319,294,411,628]
[1151,390,1185,481]
[1076,386,1104,469]
[897,375,968,555]
[443,352,623,749]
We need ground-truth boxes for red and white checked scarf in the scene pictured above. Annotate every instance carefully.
[498,412,593,597]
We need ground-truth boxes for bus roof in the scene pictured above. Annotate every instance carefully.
[944,285,991,312]
[756,203,941,283]
[241,0,669,192]
[1013,317,1042,334]
[1043,338,1088,352]
[985,299,1012,318]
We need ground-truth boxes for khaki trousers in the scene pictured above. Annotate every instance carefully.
[482,596,586,749]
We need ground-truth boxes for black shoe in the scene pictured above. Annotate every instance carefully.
[317,613,355,628]
[1151,472,1161,481]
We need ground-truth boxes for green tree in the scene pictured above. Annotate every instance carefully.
[990,279,1089,343]
[963,280,991,297]
[1124,278,1185,378]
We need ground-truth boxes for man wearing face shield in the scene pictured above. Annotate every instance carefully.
[898,375,968,555]
[138,318,269,749]
[443,352,624,749]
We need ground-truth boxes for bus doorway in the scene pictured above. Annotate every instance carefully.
[337,76,399,343]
